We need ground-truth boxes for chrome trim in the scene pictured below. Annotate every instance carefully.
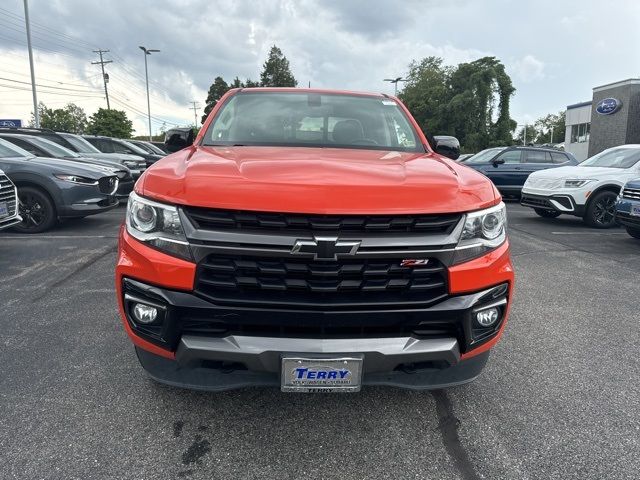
[176,335,460,373]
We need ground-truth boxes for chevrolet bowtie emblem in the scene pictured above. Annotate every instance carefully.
[291,236,361,260]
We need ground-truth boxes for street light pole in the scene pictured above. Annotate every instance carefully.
[139,46,160,141]
[23,0,39,127]
[383,77,406,96]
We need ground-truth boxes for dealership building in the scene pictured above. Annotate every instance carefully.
[564,78,640,161]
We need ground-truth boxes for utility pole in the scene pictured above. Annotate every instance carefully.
[23,0,39,127]
[139,46,160,141]
[92,49,112,109]
[189,101,200,127]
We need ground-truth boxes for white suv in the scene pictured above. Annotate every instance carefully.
[521,145,640,228]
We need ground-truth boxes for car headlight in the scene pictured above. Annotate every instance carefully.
[453,202,507,264]
[54,174,98,185]
[123,161,138,168]
[126,192,192,261]
[564,179,594,188]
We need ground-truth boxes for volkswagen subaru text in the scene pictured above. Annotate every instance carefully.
[116,88,514,392]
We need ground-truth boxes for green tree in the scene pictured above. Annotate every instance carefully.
[398,57,452,138]
[201,76,229,124]
[513,111,565,145]
[86,108,133,138]
[259,45,297,87]
[399,56,517,153]
[30,102,88,133]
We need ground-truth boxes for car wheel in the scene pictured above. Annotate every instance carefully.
[534,208,561,218]
[625,227,640,239]
[13,186,57,234]
[584,191,617,228]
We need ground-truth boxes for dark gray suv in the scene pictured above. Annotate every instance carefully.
[0,139,119,233]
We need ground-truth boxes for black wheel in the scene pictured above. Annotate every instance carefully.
[534,208,561,218]
[13,186,57,234]
[584,191,617,228]
[625,227,640,239]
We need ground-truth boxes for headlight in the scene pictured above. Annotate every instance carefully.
[126,192,192,261]
[564,179,594,188]
[123,161,138,168]
[453,202,507,264]
[54,174,98,185]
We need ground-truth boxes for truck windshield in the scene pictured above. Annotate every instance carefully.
[202,92,424,152]
[580,147,640,169]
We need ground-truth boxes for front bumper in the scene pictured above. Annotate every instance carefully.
[136,345,490,391]
[521,190,585,216]
[116,228,514,391]
[615,198,640,229]
[116,179,135,199]
[0,211,22,231]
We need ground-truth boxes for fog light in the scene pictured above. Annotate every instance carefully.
[133,303,158,324]
[476,307,499,327]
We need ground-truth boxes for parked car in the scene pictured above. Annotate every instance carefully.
[0,134,134,199]
[0,127,147,175]
[615,179,640,239]
[463,146,577,197]
[0,168,22,231]
[83,135,163,167]
[521,145,640,227]
[118,88,514,393]
[127,139,167,156]
[0,138,119,233]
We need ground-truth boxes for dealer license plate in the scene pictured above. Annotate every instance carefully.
[0,202,8,218]
[631,205,640,217]
[281,356,363,393]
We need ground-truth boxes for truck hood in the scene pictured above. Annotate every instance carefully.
[140,146,499,214]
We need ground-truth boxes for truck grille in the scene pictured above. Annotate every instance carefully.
[184,207,461,235]
[0,174,18,217]
[622,187,640,200]
[194,254,448,310]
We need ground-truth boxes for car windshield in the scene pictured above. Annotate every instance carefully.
[580,147,640,169]
[30,137,81,158]
[0,138,32,158]
[142,142,165,155]
[464,147,506,164]
[119,140,148,155]
[62,134,102,154]
[202,92,424,152]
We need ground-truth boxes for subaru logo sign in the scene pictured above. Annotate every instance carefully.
[595,98,622,115]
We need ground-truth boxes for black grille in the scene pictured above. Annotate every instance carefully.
[521,194,550,208]
[194,254,448,310]
[622,187,640,200]
[184,207,461,235]
[98,176,117,194]
[180,314,459,339]
[0,175,17,217]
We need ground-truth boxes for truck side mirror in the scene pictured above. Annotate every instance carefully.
[432,135,460,160]
[165,128,195,153]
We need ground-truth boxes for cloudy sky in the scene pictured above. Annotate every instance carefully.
[1,0,639,136]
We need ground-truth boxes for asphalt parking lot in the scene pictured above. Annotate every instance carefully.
[1,201,639,480]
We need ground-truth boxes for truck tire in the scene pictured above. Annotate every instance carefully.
[583,191,617,228]
[13,186,57,234]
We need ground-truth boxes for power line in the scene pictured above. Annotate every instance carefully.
[91,49,112,109]
[0,76,101,93]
